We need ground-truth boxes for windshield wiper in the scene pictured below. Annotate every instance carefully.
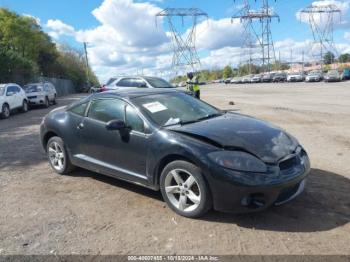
[163,113,222,127]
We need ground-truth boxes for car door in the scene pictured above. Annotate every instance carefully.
[5,86,16,109]
[78,98,148,183]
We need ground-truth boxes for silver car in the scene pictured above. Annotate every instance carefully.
[24,82,57,108]
[101,76,176,92]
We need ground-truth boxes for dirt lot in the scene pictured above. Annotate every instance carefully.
[0,82,349,255]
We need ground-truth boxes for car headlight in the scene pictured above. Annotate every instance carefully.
[208,151,267,173]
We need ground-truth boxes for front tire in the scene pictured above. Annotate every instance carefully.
[1,104,10,119]
[21,100,28,113]
[47,136,75,175]
[160,160,212,218]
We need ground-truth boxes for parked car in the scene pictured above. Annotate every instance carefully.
[272,73,287,82]
[0,83,28,119]
[340,68,350,81]
[230,77,242,84]
[262,73,275,83]
[102,76,175,92]
[305,71,323,82]
[224,78,232,84]
[250,74,262,83]
[24,82,57,108]
[40,89,310,218]
[241,75,253,83]
[287,72,304,82]
[324,70,341,82]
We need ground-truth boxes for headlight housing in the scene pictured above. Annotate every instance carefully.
[208,151,267,173]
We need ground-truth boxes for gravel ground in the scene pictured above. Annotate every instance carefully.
[0,82,349,255]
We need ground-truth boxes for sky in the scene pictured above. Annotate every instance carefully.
[1,0,350,82]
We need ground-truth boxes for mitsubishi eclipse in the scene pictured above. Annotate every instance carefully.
[40,89,310,218]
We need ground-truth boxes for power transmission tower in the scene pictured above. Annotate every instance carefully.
[232,0,279,73]
[299,4,341,69]
[156,8,208,74]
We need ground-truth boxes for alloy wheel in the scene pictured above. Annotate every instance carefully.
[48,142,65,171]
[164,169,201,212]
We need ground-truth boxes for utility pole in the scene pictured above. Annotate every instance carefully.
[83,42,90,87]
[302,50,305,72]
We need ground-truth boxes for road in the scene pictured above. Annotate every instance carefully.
[0,82,349,255]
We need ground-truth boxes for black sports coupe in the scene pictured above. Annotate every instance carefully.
[40,89,310,218]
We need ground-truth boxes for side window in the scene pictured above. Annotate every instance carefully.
[14,86,21,93]
[6,86,15,95]
[70,102,88,116]
[116,78,132,87]
[131,79,147,88]
[126,105,144,133]
[44,85,50,92]
[88,99,126,123]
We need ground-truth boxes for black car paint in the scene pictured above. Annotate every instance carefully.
[40,89,310,213]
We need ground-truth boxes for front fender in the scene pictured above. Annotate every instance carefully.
[146,129,218,188]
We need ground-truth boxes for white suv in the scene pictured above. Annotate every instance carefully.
[24,82,57,108]
[0,83,29,119]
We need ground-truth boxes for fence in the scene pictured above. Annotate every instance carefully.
[36,77,76,97]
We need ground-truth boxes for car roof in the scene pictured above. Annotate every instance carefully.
[92,88,178,100]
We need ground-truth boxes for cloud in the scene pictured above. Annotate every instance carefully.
[195,18,244,50]
[46,19,76,37]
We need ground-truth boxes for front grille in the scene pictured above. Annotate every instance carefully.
[28,96,37,99]
[279,156,298,171]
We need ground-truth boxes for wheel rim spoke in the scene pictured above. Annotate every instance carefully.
[184,176,195,188]
[165,185,180,193]
[187,191,200,204]
[171,170,184,185]
[178,194,187,211]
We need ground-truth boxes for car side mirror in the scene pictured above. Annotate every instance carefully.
[106,119,126,131]
[6,91,14,96]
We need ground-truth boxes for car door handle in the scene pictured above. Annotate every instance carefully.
[77,123,84,129]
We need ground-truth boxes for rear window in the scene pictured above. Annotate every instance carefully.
[144,77,174,88]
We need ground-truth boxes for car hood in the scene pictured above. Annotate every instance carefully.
[25,91,44,96]
[167,113,298,164]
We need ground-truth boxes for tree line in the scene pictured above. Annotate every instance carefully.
[0,8,99,90]
[171,62,290,83]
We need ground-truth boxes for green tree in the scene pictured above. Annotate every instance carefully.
[338,53,350,63]
[223,65,233,78]
[324,51,335,65]
[0,8,99,89]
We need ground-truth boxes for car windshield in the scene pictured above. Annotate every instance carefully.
[0,86,4,96]
[132,92,221,127]
[24,85,43,93]
[144,77,174,88]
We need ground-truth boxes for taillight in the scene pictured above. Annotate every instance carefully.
[100,86,107,92]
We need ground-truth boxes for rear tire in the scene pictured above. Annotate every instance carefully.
[44,97,49,108]
[160,160,212,218]
[1,104,10,119]
[46,136,75,175]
